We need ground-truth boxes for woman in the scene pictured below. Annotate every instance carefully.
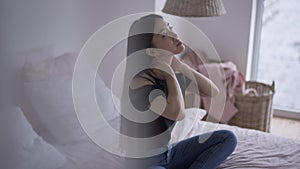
[120,14,237,169]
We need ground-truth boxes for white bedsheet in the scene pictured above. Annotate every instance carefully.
[56,119,300,169]
[185,120,300,169]
[56,117,124,169]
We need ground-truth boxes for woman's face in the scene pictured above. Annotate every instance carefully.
[152,18,185,55]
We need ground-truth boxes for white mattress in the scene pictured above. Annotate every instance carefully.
[56,117,124,169]
[185,120,300,169]
[56,119,300,169]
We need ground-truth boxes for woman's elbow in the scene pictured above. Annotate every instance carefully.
[211,85,220,97]
[170,109,185,121]
[199,84,219,97]
[175,112,185,121]
[164,103,185,121]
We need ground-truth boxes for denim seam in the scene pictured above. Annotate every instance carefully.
[191,144,219,169]
[190,134,228,169]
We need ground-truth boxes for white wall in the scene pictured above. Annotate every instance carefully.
[0,0,155,111]
[0,0,107,56]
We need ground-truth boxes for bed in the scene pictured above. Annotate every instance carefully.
[6,49,300,169]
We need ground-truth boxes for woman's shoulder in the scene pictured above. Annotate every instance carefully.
[129,71,158,90]
[129,76,154,90]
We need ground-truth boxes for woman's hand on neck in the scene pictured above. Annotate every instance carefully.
[146,48,174,66]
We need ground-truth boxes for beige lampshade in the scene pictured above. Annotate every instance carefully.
[162,0,227,17]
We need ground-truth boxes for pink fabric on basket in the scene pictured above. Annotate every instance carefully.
[181,52,244,123]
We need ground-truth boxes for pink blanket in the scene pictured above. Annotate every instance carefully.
[181,52,244,123]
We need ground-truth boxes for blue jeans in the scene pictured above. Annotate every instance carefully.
[128,130,237,169]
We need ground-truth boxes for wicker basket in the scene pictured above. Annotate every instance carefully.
[228,81,275,132]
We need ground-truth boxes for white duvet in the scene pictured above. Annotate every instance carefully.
[187,120,300,169]
[55,117,300,169]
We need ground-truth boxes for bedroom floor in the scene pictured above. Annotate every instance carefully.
[270,116,300,140]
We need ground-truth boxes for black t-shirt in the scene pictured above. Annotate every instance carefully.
[120,72,191,150]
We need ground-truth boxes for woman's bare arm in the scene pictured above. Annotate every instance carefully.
[171,57,219,97]
[149,72,185,121]
[150,64,185,121]
[130,67,185,121]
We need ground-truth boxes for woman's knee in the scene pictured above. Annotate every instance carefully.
[217,130,237,150]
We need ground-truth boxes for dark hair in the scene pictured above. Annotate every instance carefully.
[120,14,164,151]
[126,14,163,57]
[122,14,163,96]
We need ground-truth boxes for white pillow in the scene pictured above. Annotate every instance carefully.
[0,107,66,169]
[22,52,120,145]
[21,52,79,130]
[24,76,120,145]
[23,52,77,82]
[170,108,207,143]
[19,46,55,135]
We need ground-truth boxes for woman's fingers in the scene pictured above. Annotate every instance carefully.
[150,61,168,73]
[146,48,174,65]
